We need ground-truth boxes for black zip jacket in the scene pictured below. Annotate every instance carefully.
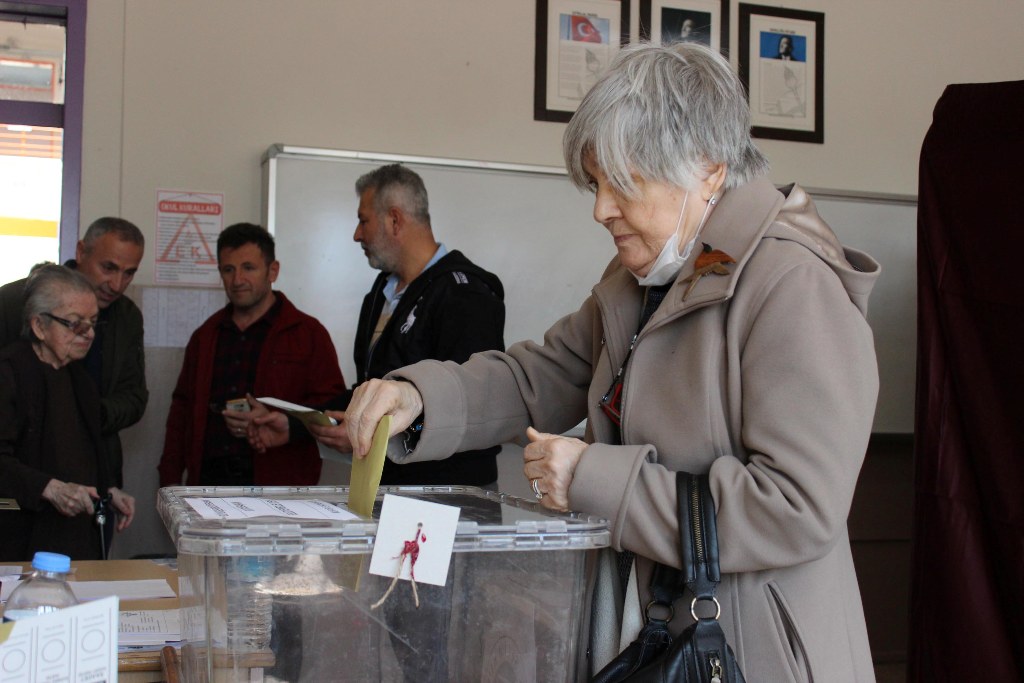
[338,250,505,485]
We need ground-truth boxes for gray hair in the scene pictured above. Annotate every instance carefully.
[22,264,96,338]
[82,216,145,249]
[354,164,431,226]
[564,42,769,197]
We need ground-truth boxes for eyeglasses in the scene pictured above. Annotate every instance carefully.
[42,312,101,336]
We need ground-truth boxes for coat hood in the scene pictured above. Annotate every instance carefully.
[769,183,881,317]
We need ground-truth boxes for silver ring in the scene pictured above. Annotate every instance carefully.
[531,479,544,500]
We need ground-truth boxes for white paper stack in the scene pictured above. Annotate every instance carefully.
[68,579,177,603]
[118,609,181,648]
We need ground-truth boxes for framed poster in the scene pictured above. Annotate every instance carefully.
[738,4,824,143]
[534,0,629,122]
[639,0,729,53]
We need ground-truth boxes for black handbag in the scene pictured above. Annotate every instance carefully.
[593,473,747,683]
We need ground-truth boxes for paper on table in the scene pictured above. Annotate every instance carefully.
[70,579,176,602]
[348,415,391,518]
[0,570,24,602]
[183,497,358,521]
[257,396,338,427]
[119,609,181,646]
[0,595,118,681]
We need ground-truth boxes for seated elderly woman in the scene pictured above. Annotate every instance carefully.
[345,43,879,682]
[0,264,134,561]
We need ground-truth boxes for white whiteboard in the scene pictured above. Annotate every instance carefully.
[262,147,915,433]
[261,146,613,388]
[811,193,917,433]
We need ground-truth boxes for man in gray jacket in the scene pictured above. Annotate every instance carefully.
[0,217,148,496]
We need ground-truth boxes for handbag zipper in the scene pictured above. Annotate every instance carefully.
[708,653,723,682]
[690,477,705,567]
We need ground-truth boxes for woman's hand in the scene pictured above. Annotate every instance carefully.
[345,379,424,459]
[42,479,98,517]
[107,487,136,531]
[308,411,352,453]
[523,426,586,511]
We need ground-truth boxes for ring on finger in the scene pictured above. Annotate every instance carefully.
[531,478,544,500]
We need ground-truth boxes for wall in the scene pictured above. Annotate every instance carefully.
[81,0,1024,280]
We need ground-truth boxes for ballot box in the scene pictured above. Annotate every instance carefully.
[158,485,609,682]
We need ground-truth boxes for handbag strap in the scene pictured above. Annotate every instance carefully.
[645,472,721,616]
[677,472,720,601]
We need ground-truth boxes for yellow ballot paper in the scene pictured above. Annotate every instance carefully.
[348,415,391,518]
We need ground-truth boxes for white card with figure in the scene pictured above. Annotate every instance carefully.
[369,495,460,587]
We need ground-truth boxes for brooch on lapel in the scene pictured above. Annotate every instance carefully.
[681,242,736,300]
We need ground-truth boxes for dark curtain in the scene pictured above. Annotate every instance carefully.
[910,81,1024,682]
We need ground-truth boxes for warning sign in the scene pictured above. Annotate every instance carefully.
[155,190,224,285]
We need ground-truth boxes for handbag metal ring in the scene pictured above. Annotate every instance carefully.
[645,600,675,623]
[690,596,721,622]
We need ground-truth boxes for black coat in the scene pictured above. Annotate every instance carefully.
[343,250,505,485]
[0,340,110,560]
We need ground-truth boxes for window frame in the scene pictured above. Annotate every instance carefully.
[0,0,86,262]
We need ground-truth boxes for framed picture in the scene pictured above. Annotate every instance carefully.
[534,0,629,122]
[738,4,824,143]
[639,0,729,53]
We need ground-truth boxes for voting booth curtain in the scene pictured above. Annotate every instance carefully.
[910,80,1024,682]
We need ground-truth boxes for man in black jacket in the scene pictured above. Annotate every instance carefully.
[253,164,505,486]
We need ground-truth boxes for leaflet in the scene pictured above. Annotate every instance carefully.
[0,595,118,682]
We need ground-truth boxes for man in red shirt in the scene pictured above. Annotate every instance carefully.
[158,223,345,486]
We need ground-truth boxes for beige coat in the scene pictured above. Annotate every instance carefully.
[391,178,880,682]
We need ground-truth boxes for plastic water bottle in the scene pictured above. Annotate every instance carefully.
[2,552,78,622]
[225,556,274,651]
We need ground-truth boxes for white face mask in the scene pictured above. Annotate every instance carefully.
[634,192,716,287]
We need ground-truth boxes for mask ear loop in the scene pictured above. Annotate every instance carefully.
[698,193,718,230]
[669,191,690,255]
[690,192,718,245]
[677,192,719,263]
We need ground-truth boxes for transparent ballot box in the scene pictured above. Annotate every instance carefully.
[157,485,609,682]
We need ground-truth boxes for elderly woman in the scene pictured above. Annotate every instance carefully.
[0,265,134,561]
[345,43,879,682]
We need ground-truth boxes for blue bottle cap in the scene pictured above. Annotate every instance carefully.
[32,552,72,573]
